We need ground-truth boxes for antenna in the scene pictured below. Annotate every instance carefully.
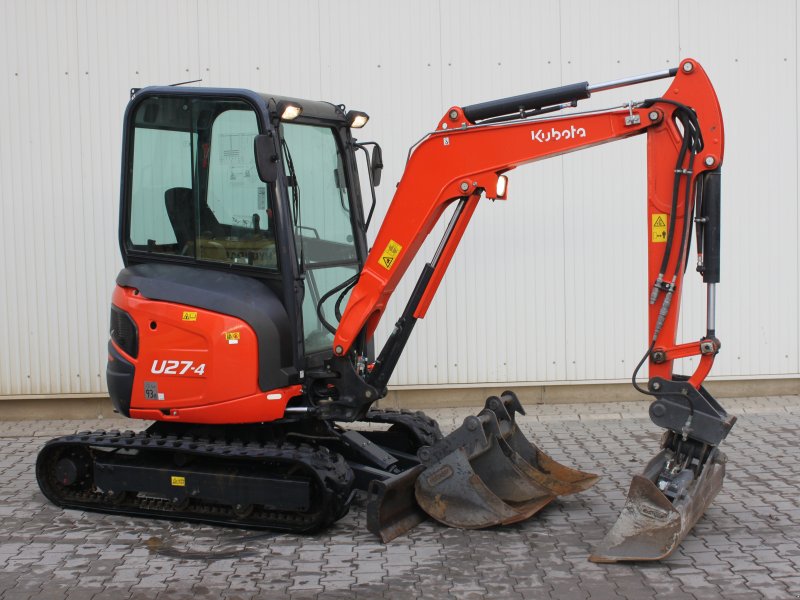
[169,79,203,87]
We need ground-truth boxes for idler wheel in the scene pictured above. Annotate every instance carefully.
[53,449,92,489]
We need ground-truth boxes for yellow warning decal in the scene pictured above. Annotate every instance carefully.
[225,332,241,341]
[182,311,198,322]
[170,476,185,487]
[651,214,668,243]
[379,239,403,270]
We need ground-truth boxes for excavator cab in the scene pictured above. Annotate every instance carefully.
[109,88,376,421]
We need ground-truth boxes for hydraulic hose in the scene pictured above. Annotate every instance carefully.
[316,274,359,336]
[636,99,704,397]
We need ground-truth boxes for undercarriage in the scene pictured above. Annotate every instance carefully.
[36,409,440,533]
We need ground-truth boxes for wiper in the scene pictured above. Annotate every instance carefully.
[281,138,305,270]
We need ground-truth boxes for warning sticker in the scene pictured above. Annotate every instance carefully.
[182,311,198,322]
[171,476,185,487]
[651,213,668,243]
[379,239,403,270]
[225,332,241,345]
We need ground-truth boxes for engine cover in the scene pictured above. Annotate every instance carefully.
[106,264,300,424]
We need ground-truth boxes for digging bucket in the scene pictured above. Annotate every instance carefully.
[589,446,726,562]
[366,391,600,541]
[485,392,600,496]
[365,409,554,540]
[414,409,556,529]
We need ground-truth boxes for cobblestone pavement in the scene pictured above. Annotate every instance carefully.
[0,396,798,599]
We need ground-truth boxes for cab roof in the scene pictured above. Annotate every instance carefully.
[130,86,348,124]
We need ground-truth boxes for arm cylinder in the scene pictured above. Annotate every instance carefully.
[462,82,590,122]
[587,67,678,93]
[462,67,678,123]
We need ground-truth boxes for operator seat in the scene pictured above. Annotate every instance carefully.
[165,187,226,255]
[164,187,196,252]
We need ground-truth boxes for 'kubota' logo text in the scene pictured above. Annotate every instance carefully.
[531,126,587,143]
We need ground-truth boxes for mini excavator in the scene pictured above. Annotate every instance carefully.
[37,58,735,562]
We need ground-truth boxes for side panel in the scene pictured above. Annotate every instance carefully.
[111,286,300,424]
[117,263,296,390]
[117,285,258,408]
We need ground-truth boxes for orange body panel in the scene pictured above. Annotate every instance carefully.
[112,285,299,424]
[335,58,724,390]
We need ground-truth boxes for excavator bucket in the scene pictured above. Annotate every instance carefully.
[414,410,556,529]
[367,392,599,540]
[485,393,600,496]
[589,447,726,562]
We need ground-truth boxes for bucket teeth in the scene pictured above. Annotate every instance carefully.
[590,448,726,563]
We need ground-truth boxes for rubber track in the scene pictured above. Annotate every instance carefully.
[36,429,354,532]
[363,408,444,448]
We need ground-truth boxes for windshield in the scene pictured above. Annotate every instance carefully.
[281,122,360,354]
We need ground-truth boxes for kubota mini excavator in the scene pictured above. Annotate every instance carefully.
[36,58,734,562]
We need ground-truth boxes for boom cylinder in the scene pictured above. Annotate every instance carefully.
[368,198,470,391]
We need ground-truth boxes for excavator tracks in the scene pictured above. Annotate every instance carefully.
[362,408,444,449]
[36,428,354,532]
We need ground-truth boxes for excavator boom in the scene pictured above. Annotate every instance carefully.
[340,59,733,561]
[334,60,723,371]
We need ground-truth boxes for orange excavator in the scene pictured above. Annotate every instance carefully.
[36,58,734,562]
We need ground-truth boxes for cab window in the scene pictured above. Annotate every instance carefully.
[281,122,360,354]
[128,96,277,269]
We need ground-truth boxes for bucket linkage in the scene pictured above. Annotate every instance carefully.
[367,391,599,542]
[589,376,736,562]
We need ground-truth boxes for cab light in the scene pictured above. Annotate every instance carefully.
[346,110,369,128]
[277,101,302,121]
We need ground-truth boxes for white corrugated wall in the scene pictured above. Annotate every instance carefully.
[0,0,797,396]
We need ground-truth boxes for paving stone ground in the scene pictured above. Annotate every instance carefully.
[0,395,798,599]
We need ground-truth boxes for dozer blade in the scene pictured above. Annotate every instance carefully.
[590,447,726,563]
[366,464,428,543]
[485,392,600,496]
